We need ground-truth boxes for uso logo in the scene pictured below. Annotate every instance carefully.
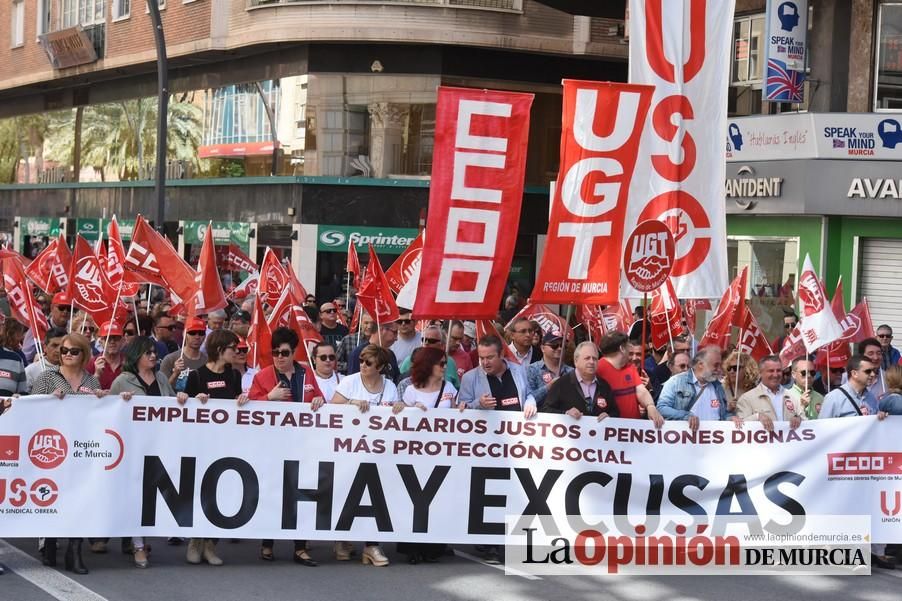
[28,429,68,470]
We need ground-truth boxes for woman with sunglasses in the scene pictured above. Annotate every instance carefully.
[32,333,104,575]
[110,337,188,568]
[722,350,759,414]
[331,344,398,567]
[248,327,322,566]
[312,342,342,402]
[180,329,247,567]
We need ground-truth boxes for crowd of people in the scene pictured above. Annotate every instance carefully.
[1,288,901,573]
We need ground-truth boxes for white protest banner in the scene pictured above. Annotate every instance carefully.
[625,0,733,299]
[1,396,900,544]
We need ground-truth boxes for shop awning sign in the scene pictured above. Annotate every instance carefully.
[183,221,251,249]
[317,226,418,255]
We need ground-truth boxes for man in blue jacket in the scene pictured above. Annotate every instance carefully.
[657,346,729,431]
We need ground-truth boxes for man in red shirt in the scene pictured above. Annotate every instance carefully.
[596,332,663,427]
[87,321,125,390]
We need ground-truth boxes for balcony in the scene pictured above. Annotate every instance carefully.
[249,0,523,12]
[83,23,106,60]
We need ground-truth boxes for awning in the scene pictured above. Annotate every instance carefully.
[532,0,625,18]
[198,141,279,159]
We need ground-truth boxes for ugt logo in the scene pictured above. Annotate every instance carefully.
[28,429,68,470]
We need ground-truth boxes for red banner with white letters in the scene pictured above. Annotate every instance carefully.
[531,80,653,305]
[413,86,533,319]
[385,233,423,294]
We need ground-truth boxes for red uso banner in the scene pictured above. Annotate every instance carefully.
[532,81,653,305]
[414,87,533,319]
[623,0,733,299]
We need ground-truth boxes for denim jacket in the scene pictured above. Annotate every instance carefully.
[656,370,730,421]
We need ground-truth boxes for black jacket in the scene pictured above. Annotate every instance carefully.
[541,371,618,417]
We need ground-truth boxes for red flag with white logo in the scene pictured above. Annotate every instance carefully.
[357,245,400,324]
[194,222,228,315]
[815,299,877,366]
[532,80,653,305]
[797,254,844,353]
[414,86,533,319]
[107,217,141,297]
[347,241,361,290]
[25,238,68,294]
[737,310,773,362]
[578,304,606,344]
[246,294,272,370]
[258,247,289,307]
[124,216,197,305]
[649,278,683,349]
[817,278,850,365]
[683,299,712,335]
[504,302,574,340]
[385,233,423,294]
[779,326,806,368]
[66,236,119,326]
[224,243,258,274]
[700,266,748,349]
[3,258,49,342]
[475,319,520,365]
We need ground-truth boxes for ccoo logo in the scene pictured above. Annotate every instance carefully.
[320,230,347,247]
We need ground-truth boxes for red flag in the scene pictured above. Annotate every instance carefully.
[779,326,807,368]
[347,241,361,290]
[385,233,423,294]
[817,278,850,366]
[290,304,323,364]
[683,299,712,335]
[357,245,399,324]
[284,261,309,305]
[194,222,228,314]
[259,247,289,306]
[230,273,259,300]
[532,80,653,305]
[737,310,772,362]
[414,86,534,319]
[475,319,520,365]
[578,305,606,344]
[107,217,141,297]
[3,258,49,342]
[349,301,362,333]
[124,216,197,304]
[601,301,634,334]
[815,299,877,366]
[797,254,844,352]
[504,302,573,340]
[700,266,748,349]
[224,243,258,274]
[649,279,683,349]
[67,236,119,326]
[25,238,68,294]
[246,294,272,370]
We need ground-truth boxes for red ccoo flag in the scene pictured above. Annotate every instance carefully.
[246,294,272,370]
[124,216,197,305]
[385,233,423,294]
[356,244,400,324]
[737,310,773,362]
[25,237,69,294]
[3,258,49,343]
[107,216,141,297]
[224,243,258,274]
[193,222,228,314]
[700,267,748,349]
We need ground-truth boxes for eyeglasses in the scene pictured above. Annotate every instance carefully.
[187,331,206,337]
[423,338,440,345]
[795,370,814,377]
[514,329,533,335]
[272,349,293,358]
[317,354,336,361]
[397,319,413,325]
[143,349,157,357]
[322,308,337,314]
[157,325,177,331]
[726,365,738,372]
[59,346,82,356]
[861,368,879,375]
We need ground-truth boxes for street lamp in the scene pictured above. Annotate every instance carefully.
[147,0,168,233]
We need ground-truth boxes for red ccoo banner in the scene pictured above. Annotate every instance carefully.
[413,86,533,319]
[531,80,653,305]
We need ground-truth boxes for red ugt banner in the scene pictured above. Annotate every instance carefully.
[414,86,533,319]
[532,80,653,305]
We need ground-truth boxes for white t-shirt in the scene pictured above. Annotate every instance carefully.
[315,372,342,403]
[333,373,399,406]
[390,333,421,366]
[689,382,721,421]
[402,382,459,409]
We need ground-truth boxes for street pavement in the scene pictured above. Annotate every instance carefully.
[2,538,902,601]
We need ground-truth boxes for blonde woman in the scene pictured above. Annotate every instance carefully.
[722,350,759,414]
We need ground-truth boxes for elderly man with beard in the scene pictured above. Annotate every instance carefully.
[657,346,728,431]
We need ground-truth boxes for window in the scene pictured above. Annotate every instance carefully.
[36,0,50,36]
[114,0,131,19]
[876,2,902,110]
[11,0,25,47]
[62,0,105,28]
[731,15,765,85]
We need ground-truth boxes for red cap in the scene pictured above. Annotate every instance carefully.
[185,318,207,332]
[52,292,70,306]
[98,321,123,338]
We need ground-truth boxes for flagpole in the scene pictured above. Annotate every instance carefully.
[132,297,141,335]
[734,327,743,405]
[345,272,351,320]
[376,310,382,347]
[640,294,648,370]
[444,319,451,355]
[147,284,153,312]
[106,284,124,349]
[30,303,46,372]
[68,299,74,333]
[561,304,574,357]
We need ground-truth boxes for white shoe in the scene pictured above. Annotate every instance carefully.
[202,540,223,566]
[186,539,202,564]
[361,545,389,567]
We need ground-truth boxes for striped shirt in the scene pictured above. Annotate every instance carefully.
[31,369,101,396]
[0,347,29,396]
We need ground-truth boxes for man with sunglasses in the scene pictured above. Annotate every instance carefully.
[160,318,209,389]
[311,342,342,401]
[877,325,901,370]
[813,358,846,396]
[86,321,125,389]
[152,314,179,360]
[784,357,824,420]
[388,310,420,365]
[820,354,880,418]
[771,310,799,355]
[526,331,573,409]
[318,302,349,348]
[857,338,887,399]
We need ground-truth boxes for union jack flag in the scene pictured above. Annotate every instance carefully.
[765,58,805,103]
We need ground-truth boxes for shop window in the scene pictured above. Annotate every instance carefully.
[728,237,799,341]
[876,2,902,111]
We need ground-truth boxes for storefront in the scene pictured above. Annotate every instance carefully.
[725,112,902,337]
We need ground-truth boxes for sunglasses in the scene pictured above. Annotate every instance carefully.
[861,368,879,376]
[124,330,137,336]
[322,308,337,314]
[272,349,293,358]
[397,319,413,325]
[83,326,96,333]
[187,330,206,337]
[55,305,72,312]
[795,370,814,377]
[423,338,440,345]
[60,346,82,356]
[317,354,336,361]
[830,367,845,373]
[878,334,893,339]
[438,361,447,368]
[157,325,177,331]
[726,365,738,372]
[236,347,248,353]
[544,343,562,350]
[784,322,797,329]
[360,358,382,368]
